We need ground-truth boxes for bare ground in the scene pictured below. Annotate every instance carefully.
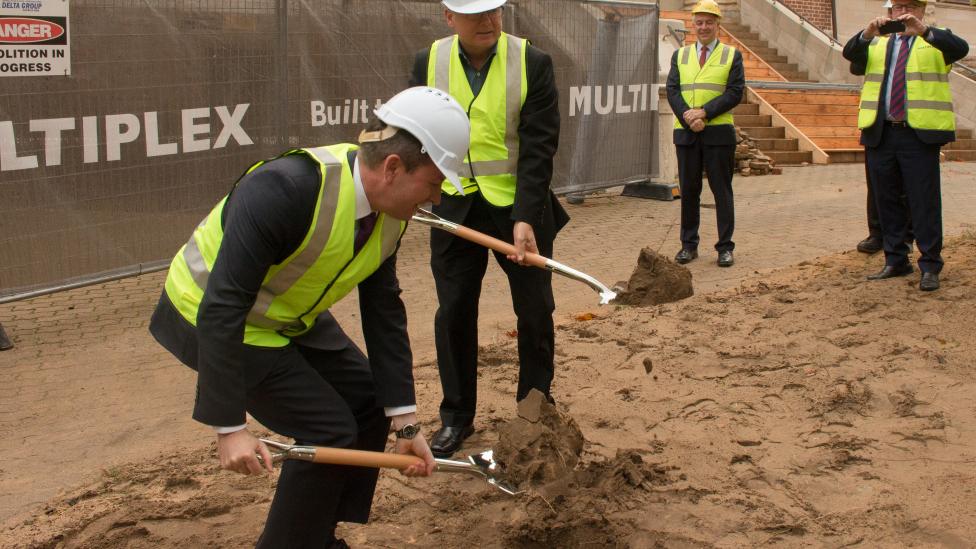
[3,234,975,548]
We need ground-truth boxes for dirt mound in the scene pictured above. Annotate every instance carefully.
[493,389,585,487]
[613,247,693,306]
[3,445,271,549]
[503,450,676,548]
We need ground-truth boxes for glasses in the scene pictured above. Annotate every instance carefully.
[456,8,503,22]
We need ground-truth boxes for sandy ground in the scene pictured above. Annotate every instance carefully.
[3,232,975,548]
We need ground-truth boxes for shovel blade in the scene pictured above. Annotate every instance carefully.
[435,450,521,496]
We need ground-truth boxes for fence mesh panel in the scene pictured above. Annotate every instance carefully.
[0,0,657,296]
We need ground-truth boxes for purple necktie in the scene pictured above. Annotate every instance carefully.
[888,38,912,121]
[354,212,377,253]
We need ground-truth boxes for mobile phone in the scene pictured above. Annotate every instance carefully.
[879,20,906,35]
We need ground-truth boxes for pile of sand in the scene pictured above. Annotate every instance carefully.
[613,247,694,306]
[493,389,585,486]
[4,235,976,548]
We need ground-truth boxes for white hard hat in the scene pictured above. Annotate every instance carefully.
[883,0,892,7]
[442,0,506,14]
[374,87,470,194]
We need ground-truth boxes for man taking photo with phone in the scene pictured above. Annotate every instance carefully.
[843,0,968,291]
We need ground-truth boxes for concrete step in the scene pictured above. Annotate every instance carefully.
[738,38,766,49]
[944,150,976,161]
[739,126,786,138]
[754,137,800,151]
[733,103,760,115]
[721,23,750,32]
[727,30,760,41]
[745,46,779,58]
[825,149,865,163]
[735,114,772,126]
[943,139,976,150]
[765,150,813,165]
[776,69,813,81]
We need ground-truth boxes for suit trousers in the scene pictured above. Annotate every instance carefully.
[430,196,556,427]
[676,140,736,252]
[249,341,390,549]
[865,161,914,242]
[865,124,943,273]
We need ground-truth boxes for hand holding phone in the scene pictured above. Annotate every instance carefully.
[879,20,906,35]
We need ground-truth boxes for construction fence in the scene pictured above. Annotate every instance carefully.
[0,0,659,298]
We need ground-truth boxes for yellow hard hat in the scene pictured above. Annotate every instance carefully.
[691,0,723,18]
[887,0,928,5]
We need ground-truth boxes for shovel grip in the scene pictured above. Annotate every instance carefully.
[312,448,424,470]
[450,225,548,269]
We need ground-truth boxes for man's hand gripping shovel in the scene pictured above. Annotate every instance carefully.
[412,208,617,305]
[259,439,521,496]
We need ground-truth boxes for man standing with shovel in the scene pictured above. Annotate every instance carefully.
[409,0,569,458]
[149,87,470,549]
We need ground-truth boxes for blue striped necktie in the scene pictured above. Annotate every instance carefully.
[888,38,912,121]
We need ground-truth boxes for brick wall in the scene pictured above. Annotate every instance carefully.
[781,0,834,34]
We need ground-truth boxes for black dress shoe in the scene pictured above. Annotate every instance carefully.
[717,250,734,267]
[866,264,914,280]
[920,272,940,291]
[674,248,698,264]
[429,424,474,458]
[856,236,883,254]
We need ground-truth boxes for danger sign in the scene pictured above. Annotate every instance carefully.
[0,1,70,76]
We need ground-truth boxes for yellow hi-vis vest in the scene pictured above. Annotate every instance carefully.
[428,32,528,207]
[163,144,406,348]
[673,42,736,129]
[858,34,955,131]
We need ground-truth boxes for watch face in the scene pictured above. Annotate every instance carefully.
[398,424,419,439]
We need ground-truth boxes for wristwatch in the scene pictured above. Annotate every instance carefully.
[394,423,420,440]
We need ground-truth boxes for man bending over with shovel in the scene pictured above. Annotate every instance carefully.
[149,87,470,548]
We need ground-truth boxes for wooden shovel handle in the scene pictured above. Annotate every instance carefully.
[451,225,548,269]
[312,447,424,469]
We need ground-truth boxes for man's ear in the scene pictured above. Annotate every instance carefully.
[445,9,456,30]
[382,154,403,186]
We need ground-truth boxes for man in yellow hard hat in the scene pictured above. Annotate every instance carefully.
[408,0,569,459]
[666,0,744,267]
[843,0,968,291]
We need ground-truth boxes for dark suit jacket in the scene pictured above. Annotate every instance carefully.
[149,153,414,427]
[409,39,569,249]
[843,28,969,147]
[666,45,745,146]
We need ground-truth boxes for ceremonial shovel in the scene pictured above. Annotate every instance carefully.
[259,439,521,496]
[411,208,617,305]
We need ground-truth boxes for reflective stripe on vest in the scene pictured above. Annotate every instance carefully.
[163,144,406,347]
[428,33,528,206]
[858,34,955,131]
[674,42,735,129]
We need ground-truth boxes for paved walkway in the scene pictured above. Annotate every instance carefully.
[2,161,975,521]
